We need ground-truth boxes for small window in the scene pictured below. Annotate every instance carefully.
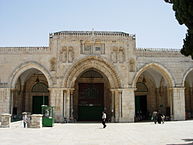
[84,44,91,51]
[95,47,101,51]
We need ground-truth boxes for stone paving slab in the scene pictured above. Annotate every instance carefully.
[0,121,193,145]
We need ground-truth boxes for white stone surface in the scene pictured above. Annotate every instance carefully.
[1,120,193,145]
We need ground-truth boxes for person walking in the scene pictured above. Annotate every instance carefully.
[102,111,107,128]
[152,111,158,124]
[22,112,28,128]
[161,114,165,124]
[157,111,163,124]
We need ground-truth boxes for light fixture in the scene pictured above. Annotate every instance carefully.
[35,76,40,83]
[142,77,146,83]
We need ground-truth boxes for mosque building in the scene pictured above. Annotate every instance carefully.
[0,31,192,122]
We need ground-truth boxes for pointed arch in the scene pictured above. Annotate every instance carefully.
[62,56,121,88]
[9,61,53,88]
[132,63,175,88]
[182,67,193,87]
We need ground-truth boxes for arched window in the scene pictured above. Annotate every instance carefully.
[80,70,103,78]
[136,82,148,92]
[31,82,48,93]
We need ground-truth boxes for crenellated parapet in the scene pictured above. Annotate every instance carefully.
[136,48,182,57]
[0,47,50,54]
[50,31,135,37]
[49,31,136,42]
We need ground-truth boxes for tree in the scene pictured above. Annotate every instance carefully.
[165,0,193,59]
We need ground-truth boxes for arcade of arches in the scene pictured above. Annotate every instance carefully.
[7,64,193,122]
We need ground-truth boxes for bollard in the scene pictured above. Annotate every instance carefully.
[1,113,11,128]
[30,114,43,128]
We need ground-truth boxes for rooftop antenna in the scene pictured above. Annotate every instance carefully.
[91,28,95,40]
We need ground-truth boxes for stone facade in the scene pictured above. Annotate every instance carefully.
[0,31,193,123]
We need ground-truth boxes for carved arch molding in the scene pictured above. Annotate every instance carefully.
[63,56,121,89]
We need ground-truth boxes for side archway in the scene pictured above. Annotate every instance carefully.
[182,68,193,119]
[182,68,193,87]
[132,63,174,122]
[9,61,52,119]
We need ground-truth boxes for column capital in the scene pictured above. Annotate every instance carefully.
[48,87,74,91]
[111,87,136,92]
[169,87,185,90]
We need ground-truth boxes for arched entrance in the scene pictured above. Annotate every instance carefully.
[12,68,49,120]
[63,56,121,122]
[183,69,193,119]
[133,64,174,122]
[73,69,111,121]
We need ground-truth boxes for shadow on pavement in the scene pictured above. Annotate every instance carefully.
[167,138,193,145]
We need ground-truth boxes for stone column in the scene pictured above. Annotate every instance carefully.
[119,88,135,122]
[168,88,174,120]
[30,114,42,128]
[0,88,11,115]
[114,89,120,122]
[155,88,159,109]
[172,87,185,120]
[64,89,70,120]
[48,88,64,122]
[189,88,192,112]
[110,90,115,122]
[1,113,11,128]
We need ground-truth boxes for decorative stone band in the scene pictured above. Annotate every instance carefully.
[136,48,183,57]
[0,47,50,54]
[0,83,8,88]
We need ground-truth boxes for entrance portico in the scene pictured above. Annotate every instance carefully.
[62,56,134,122]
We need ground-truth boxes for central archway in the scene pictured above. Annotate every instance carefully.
[74,69,111,121]
[63,56,121,122]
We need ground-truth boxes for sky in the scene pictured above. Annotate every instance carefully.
[0,0,187,49]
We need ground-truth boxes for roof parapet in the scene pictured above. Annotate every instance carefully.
[49,31,133,37]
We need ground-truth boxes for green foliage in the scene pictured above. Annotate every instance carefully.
[173,0,193,29]
[181,30,193,59]
[165,0,193,58]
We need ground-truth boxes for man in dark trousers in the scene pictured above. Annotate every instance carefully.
[102,111,107,128]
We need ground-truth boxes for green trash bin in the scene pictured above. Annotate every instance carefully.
[42,105,54,127]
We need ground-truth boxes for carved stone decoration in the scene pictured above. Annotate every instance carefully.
[111,47,117,63]
[81,41,105,55]
[59,47,67,63]
[129,58,136,72]
[80,40,83,54]
[118,48,125,63]
[68,47,74,63]
[50,57,56,71]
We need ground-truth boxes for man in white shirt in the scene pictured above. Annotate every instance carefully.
[102,111,107,128]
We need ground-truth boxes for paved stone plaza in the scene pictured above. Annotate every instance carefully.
[0,120,193,145]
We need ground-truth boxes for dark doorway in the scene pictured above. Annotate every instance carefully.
[135,95,147,121]
[78,83,104,121]
[32,96,48,114]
